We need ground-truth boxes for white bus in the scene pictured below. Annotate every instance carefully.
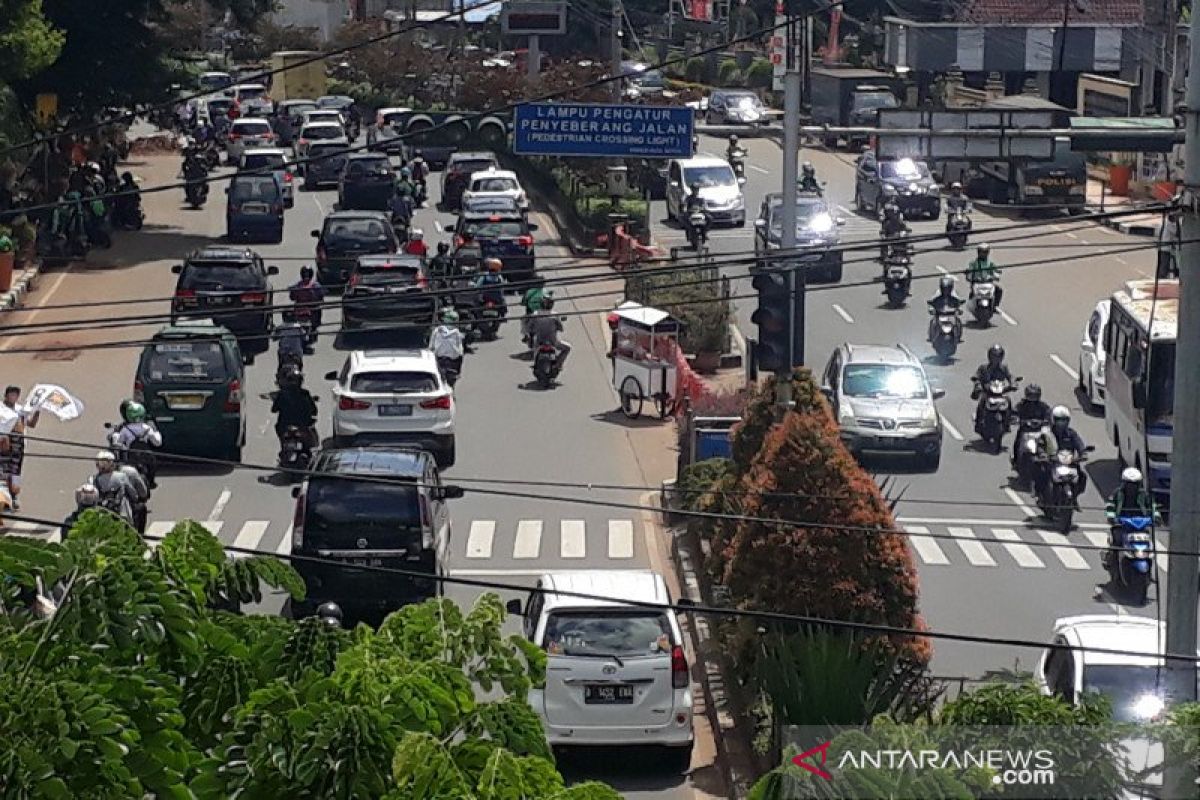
[1104,279,1177,502]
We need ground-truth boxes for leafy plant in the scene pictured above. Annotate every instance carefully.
[685,57,707,83]
[718,58,740,84]
[746,59,774,89]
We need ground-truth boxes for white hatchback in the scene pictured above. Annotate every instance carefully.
[462,168,529,212]
[509,570,694,772]
[301,109,346,129]
[296,121,347,162]
[325,349,456,467]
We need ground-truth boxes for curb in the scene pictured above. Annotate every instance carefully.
[0,261,42,313]
[1087,208,1161,237]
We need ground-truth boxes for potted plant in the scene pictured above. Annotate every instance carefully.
[10,215,36,269]
[0,227,14,293]
[681,295,730,374]
[1109,154,1135,197]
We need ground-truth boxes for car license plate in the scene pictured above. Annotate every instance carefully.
[378,405,412,417]
[584,684,634,704]
[347,558,383,567]
[243,203,267,213]
[165,394,204,410]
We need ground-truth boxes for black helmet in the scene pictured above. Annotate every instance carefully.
[1024,383,1042,402]
[938,275,954,294]
[279,363,303,386]
[542,295,555,311]
[689,182,701,194]
[300,265,314,281]
[437,241,449,254]
[316,601,343,626]
[121,171,134,184]
[987,343,1005,364]
[884,203,899,218]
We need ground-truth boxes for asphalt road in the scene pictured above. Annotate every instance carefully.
[670,132,1171,682]
[3,148,703,798]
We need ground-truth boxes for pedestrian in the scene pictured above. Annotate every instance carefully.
[3,385,39,511]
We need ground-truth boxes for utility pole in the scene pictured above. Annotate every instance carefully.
[611,0,624,101]
[1163,5,1200,795]
[777,10,802,408]
[528,35,541,79]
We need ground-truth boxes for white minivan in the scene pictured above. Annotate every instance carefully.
[665,155,746,227]
[508,571,694,772]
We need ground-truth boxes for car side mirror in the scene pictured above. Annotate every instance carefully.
[323,370,338,381]
[291,486,301,498]
[310,230,320,238]
[754,218,767,228]
[171,264,183,274]
[1084,445,1096,453]
[527,223,538,231]
[267,265,279,275]
[737,176,746,186]
[505,598,523,615]
[932,387,946,400]
[835,217,846,226]
[676,597,696,608]
[439,485,465,500]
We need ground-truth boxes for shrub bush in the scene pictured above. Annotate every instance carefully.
[746,59,774,89]
[685,57,707,83]
[718,58,740,84]
[678,458,736,512]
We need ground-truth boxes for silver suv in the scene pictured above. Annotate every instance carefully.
[820,343,945,470]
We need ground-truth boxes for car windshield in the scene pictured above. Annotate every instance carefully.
[325,218,391,243]
[350,371,438,393]
[543,610,673,658]
[463,219,525,238]
[143,341,226,383]
[303,125,342,140]
[238,87,267,100]
[721,92,760,108]
[230,179,279,203]
[285,103,317,118]
[771,200,833,235]
[180,262,261,290]
[880,159,931,180]
[346,158,391,177]
[842,364,927,399]
[853,91,898,111]
[683,165,736,188]
[474,177,517,192]
[309,144,348,162]
[200,74,231,91]
[307,112,341,123]
[234,121,271,135]
[357,265,422,286]
[453,159,496,176]
[242,154,285,171]
[1083,665,1164,723]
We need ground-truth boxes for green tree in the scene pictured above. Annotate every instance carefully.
[0,0,63,86]
[0,513,623,799]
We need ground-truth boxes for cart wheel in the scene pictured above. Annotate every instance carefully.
[620,376,644,419]
[654,392,672,420]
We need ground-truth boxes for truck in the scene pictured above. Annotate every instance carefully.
[367,109,511,168]
[809,67,902,150]
[268,51,326,101]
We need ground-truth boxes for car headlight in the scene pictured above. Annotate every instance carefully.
[918,411,939,429]
[882,184,897,195]
[732,195,744,210]
[928,185,940,195]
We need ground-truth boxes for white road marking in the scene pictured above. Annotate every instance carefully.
[749,165,769,174]
[992,528,1045,568]
[831,303,854,323]
[1066,232,1079,240]
[1080,238,1090,245]
[312,195,324,215]
[434,220,443,233]
[898,516,1107,529]
[232,520,270,552]
[998,308,1019,326]
[1097,226,1119,236]
[608,520,635,559]
[1081,529,1109,550]
[465,520,496,558]
[279,524,294,554]
[947,526,997,567]
[0,266,75,350]
[935,264,956,280]
[513,520,542,559]
[1048,353,1080,381]
[1051,224,1066,232]
[903,524,950,565]
[208,488,232,521]
[941,417,964,441]
[1003,487,1037,518]
[838,205,853,216]
[1033,529,1091,570]
[145,521,174,543]
[561,520,586,558]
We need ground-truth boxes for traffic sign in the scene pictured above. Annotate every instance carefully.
[501,1,567,35]
[513,102,695,158]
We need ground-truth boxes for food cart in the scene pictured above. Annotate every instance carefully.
[610,301,682,419]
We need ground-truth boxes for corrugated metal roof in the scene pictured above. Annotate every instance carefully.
[957,0,1142,25]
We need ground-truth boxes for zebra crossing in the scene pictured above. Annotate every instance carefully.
[901,521,1169,573]
[4,517,643,565]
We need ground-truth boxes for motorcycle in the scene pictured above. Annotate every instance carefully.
[532,343,562,388]
[882,259,912,308]
[201,141,221,171]
[413,178,428,207]
[437,355,460,388]
[1012,419,1045,488]
[105,423,159,489]
[973,377,1020,454]
[967,282,997,326]
[879,226,910,262]
[1103,515,1154,604]
[391,213,410,244]
[291,306,320,349]
[929,309,962,360]
[1037,446,1093,533]
[185,180,208,209]
[278,425,315,473]
[727,148,747,181]
[686,209,709,251]
[946,206,972,249]
[476,297,503,340]
[112,195,144,230]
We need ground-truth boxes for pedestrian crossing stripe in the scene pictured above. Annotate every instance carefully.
[902,523,1172,572]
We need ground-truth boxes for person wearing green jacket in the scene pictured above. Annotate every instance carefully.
[1104,466,1161,568]
[521,286,551,345]
[965,242,1003,307]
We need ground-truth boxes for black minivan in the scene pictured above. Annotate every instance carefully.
[289,445,462,618]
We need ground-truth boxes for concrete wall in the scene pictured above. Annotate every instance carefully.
[271,0,349,42]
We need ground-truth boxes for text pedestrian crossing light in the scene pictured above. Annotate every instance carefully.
[751,264,792,374]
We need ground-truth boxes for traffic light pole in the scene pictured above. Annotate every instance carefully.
[777,14,803,411]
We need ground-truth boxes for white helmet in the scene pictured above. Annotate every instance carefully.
[75,483,100,507]
[95,450,116,463]
[410,228,424,240]
[1051,405,1070,423]
[1122,467,1144,484]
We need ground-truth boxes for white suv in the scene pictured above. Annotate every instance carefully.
[462,168,529,212]
[324,349,456,467]
[507,571,694,772]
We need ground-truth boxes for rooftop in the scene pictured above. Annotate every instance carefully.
[955,0,1142,25]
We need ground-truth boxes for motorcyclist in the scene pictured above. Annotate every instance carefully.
[725,134,743,163]
[1104,467,1161,565]
[430,307,465,381]
[181,146,208,202]
[1035,406,1088,505]
[90,450,138,527]
[798,162,821,194]
[881,201,908,237]
[474,257,507,317]
[389,186,414,232]
[271,371,318,452]
[946,181,970,213]
[404,228,429,257]
[275,312,307,372]
[113,171,142,226]
[966,243,1003,307]
[429,241,456,288]
[396,166,417,199]
[970,344,1014,427]
[111,401,163,488]
[1011,383,1051,461]
[927,275,964,341]
[63,483,101,534]
[289,265,325,340]
[683,182,707,242]
[522,285,550,343]
[117,463,150,534]
[529,295,571,369]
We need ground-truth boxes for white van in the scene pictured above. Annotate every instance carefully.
[665,155,745,227]
[507,570,694,772]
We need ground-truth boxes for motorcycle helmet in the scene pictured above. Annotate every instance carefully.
[728,134,739,146]
[121,171,135,184]
[938,275,954,294]
[124,402,147,423]
[75,483,100,508]
[802,162,815,177]
[440,307,459,323]
[400,166,411,178]
[1051,405,1071,425]
[485,258,503,273]
[437,241,449,254]
[316,601,344,626]
[95,450,117,470]
[1121,467,1144,485]
[977,243,991,259]
[542,295,556,311]
[279,364,303,387]
[300,265,314,281]
[1023,383,1042,402]
[987,344,1004,365]
[950,181,963,192]
[410,228,423,241]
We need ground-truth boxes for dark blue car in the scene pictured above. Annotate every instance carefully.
[226,174,284,243]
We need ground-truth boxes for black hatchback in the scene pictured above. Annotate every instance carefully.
[441,151,499,211]
[312,211,399,288]
[338,153,396,211]
[171,247,278,358]
[342,254,435,331]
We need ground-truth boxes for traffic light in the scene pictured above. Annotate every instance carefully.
[751,264,793,373]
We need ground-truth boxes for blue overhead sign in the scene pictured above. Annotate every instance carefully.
[513,102,694,158]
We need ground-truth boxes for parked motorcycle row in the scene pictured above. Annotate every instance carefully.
[32,160,144,263]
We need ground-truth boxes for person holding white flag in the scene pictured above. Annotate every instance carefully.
[3,386,39,511]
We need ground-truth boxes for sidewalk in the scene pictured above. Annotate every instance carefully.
[1085,177,1166,237]
[0,261,41,312]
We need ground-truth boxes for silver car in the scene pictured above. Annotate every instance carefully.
[820,343,945,470]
